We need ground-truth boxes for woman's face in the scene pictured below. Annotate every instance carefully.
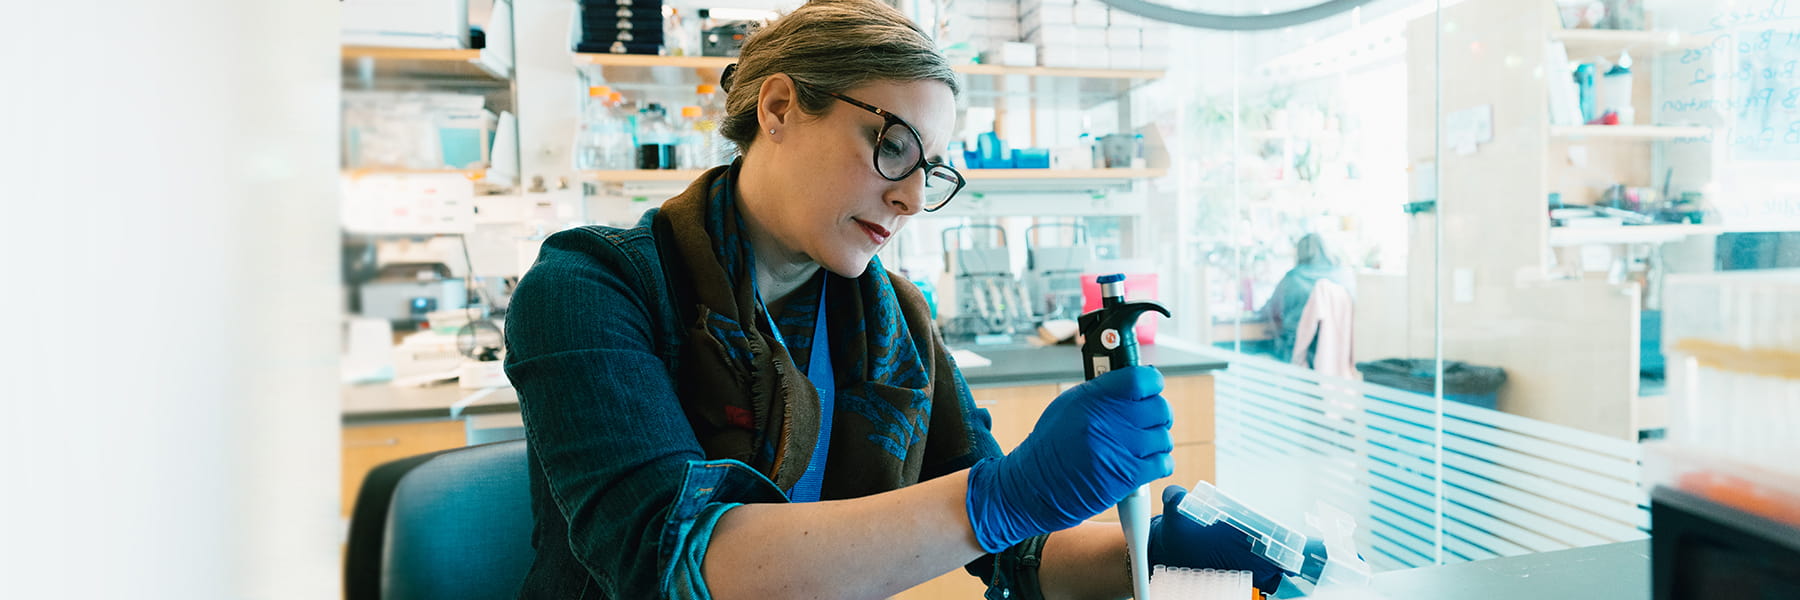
[749,77,957,278]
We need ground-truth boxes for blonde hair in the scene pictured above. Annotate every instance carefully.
[718,0,958,150]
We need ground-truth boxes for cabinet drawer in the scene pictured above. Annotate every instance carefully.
[341,419,467,515]
[1166,374,1216,444]
[970,383,1059,453]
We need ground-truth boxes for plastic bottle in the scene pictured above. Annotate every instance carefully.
[636,103,677,170]
[695,84,728,162]
[676,106,709,169]
[575,86,612,169]
[600,92,634,169]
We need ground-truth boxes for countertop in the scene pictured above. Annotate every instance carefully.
[1366,539,1648,599]
[341,384,518,425]
[342,343,1227,423]
[953,343,1227,388]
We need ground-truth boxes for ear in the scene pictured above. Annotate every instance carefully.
[756,73,799,136]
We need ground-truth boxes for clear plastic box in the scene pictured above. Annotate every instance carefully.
[1175,481,1310,574]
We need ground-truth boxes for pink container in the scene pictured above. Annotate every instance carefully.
[1080,273,1162,345]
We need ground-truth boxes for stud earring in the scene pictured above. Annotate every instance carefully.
[769,128,776,135]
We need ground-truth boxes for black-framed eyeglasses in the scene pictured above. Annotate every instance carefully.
[802,83,965,212]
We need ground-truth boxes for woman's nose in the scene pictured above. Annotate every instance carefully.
[885,171,925,216]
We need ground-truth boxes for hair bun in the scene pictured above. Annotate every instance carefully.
[720,63,738,94]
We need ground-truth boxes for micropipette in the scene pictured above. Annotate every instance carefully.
[1078,274,1170,599]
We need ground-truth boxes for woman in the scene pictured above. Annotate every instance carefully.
[505,1,1272,597]
[1259,233,1356,364]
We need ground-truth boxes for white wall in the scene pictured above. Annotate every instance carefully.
[2,1,341,597]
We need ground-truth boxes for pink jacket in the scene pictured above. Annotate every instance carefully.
[1292,279,1355,379]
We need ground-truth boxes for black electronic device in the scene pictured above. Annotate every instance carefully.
[1651,485,1800,599]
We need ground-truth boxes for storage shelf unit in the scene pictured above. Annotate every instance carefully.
[1549,125,1714,140]
[573,53,1162,107]
[581,167,1165,183]
[1548,224,1723,246]
[573,53,1162,80]
[1548,28,1705,62]
[342,46,512,82]
[342,167,491,179]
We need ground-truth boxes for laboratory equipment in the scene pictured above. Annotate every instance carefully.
[1024,223,1093,321]
[357,263,469,327]
[1647,271,1800,597]
[635,104,677,170]
[940,225,1034,339]
[1147,567,1251,600]
[1174,481,1372,591]
[676,105,710,169]
[1078,274,1169,600]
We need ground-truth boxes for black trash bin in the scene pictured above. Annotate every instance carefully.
[1355,359,1507,410]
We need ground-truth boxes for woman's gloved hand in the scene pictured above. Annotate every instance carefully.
[965,366,1174,553]
[1148,484,1289,591]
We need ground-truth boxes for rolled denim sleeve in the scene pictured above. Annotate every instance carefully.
[505,229,785,599]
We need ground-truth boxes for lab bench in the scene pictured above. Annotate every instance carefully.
[336,344,1228,530]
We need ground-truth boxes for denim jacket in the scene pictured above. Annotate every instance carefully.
[504,209,1048,599]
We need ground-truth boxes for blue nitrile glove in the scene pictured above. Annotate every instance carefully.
[965,366,1174,553]
[1149,484,1289,592]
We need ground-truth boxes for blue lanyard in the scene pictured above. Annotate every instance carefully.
[761,279,834,502]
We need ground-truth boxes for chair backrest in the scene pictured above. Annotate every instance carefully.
[345,439,534,600]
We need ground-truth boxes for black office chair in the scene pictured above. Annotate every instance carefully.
[345,439,535,600]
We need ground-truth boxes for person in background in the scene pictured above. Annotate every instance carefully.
[502,0,1283,598]
[1259,233,1357,366]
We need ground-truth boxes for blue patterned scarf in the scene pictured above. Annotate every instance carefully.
[656,162,982,498]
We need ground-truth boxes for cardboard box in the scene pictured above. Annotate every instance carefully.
[1022,23,1079,44]
[1105,26,1141,48]
[1021,5,1076,31]
[1072,2,1109,24]
[1108,48,1143,69]
[1039,44,1107,68]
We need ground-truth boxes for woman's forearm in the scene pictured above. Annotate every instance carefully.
[1039,522,1132,600]
[701,469,985,600]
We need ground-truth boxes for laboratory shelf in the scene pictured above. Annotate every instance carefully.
[342,167,490,179]
[342,46,512,82]
[573,53,1161,107]
[582,169,707,182]
[573,53,1163,80]
[574,54,735,69]
[952,64,1164,80]
[1549,125,1714,140]
[581,167,1167,183]
[965,168,1166,180]
[1548,224,1723,246]
[1548,29,1705,62]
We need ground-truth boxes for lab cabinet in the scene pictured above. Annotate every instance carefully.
[340,419,468,515]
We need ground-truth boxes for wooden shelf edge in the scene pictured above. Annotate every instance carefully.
[1548,224,1724,246]
[343,168,489,179]
[581,169,708,182]
[1549,125,1714,139]
[580,168,1166,182]
[571,53,1163,80]
[342,46,483,61]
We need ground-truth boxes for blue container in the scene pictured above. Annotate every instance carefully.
[976,131,1008,168]
[1012,148,1050,169]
